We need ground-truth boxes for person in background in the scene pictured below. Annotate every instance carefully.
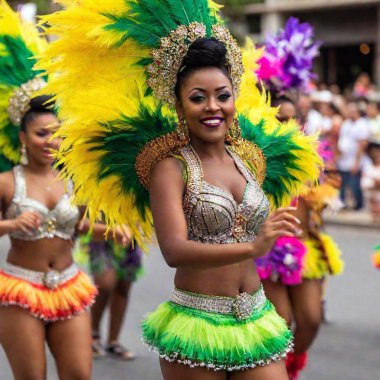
[298,95,331,136]
[272,97,297,123]
[85,238,143,360]
[319,101,344,158]
[361,141,380,222]
[337,102,370,210]
[353,73,372,99]
[366,102,380,140]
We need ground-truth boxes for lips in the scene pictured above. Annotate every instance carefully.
[200,116,224,128]
[42,148,53,158]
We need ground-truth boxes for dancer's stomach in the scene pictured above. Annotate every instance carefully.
[6,237,74,272]
[174,259,260,297]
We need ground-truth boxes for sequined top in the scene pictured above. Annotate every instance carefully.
[5,166,79,241]
[181,145,270,244]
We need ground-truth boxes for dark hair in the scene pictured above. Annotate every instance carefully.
[174,38,231,100]
[271,95,294,108]
[20,95,55,132]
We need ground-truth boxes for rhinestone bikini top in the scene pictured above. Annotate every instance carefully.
[5,166,79,241]
[181,145,270,244]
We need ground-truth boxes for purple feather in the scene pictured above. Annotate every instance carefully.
[256,17,322,93]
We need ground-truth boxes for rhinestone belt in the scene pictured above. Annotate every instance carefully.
[170,284,267,320]
[2,262,78,290]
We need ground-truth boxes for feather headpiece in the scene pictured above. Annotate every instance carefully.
[0,0,47,171]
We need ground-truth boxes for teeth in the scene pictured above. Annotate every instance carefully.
[203,119,222,125]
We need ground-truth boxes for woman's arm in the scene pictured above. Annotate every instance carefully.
[76,207,131,246]
[0,173,40,237]
[150,157,300,269]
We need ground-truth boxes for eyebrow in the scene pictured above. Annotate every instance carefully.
[188,86,229,93]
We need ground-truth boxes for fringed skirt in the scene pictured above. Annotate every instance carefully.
[0,262,97,322]
[302,233,344,280]
[142,285,293,371]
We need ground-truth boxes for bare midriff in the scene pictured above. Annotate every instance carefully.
[174,259,261,297]
[6,238,74,272]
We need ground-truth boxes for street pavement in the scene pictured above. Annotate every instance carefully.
[1,225,380,380]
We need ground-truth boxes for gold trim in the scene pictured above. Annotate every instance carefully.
[135,132,189,189]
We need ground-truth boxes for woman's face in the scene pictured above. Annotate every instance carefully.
[175,67,235,144]
[20,113,61,166]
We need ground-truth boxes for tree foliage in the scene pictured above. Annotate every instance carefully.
[9,0,51,14]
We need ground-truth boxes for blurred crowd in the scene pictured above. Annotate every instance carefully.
[277,72,380,221]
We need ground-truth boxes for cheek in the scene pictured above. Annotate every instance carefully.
[27,135,47,148]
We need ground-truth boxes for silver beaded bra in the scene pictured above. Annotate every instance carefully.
[5,166,79,241]
[181,145,270,244]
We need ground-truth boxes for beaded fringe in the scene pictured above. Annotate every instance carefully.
[143,340,294,371]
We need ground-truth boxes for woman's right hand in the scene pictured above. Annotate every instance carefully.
[114,224,132,247]
[10,211,41,233]
[251,207,302,258]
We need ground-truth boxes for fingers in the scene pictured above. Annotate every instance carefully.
[268,220,303,237]
[18,211,41,231]
[269,211,301,226]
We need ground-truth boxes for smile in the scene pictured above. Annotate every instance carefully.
[200,117,224,128]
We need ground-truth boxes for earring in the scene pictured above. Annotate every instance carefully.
[20,143,29,165]
[176,116,190,144]
[226,117,242,145]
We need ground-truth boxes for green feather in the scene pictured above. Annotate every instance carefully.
[3,121,20,155]
[104,0,219,48]
[90,102,176,219]
[239,115,306,208]
[0,154,13,173]
[0,35,41,87]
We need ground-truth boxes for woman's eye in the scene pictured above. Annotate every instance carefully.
[36,131,49,137]
[189,95,205,103]
[219,93,232,101]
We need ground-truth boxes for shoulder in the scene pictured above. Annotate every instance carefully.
[150,156,185,189]
[0,169,15,201]
[0,170,14,188]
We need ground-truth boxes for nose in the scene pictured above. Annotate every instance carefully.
[205,97,220,112]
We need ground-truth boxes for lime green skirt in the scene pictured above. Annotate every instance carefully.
[142,293,293,371]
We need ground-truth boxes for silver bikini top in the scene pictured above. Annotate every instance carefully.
[181,145,270,244]
[5,166,79,241]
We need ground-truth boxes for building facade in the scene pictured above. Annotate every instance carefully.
[245,0,380,89]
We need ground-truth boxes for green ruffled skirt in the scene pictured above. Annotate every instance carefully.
[142,291,293,371]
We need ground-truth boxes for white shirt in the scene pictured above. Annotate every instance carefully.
[337,117,370,171]
[304,109,332,136]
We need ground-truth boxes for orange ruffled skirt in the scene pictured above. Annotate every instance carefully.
[0,265,97,322]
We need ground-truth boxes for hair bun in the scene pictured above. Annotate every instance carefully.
[29,95,54,113]
[181,38,228,70]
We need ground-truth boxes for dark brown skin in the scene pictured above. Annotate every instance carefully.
[0,113,130,380]
[0,113,74,271]
[150,68,300,379]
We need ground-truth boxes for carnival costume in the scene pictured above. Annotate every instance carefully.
[76,236,143,283]
[0,1,97,322]
[37,0,322,370]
